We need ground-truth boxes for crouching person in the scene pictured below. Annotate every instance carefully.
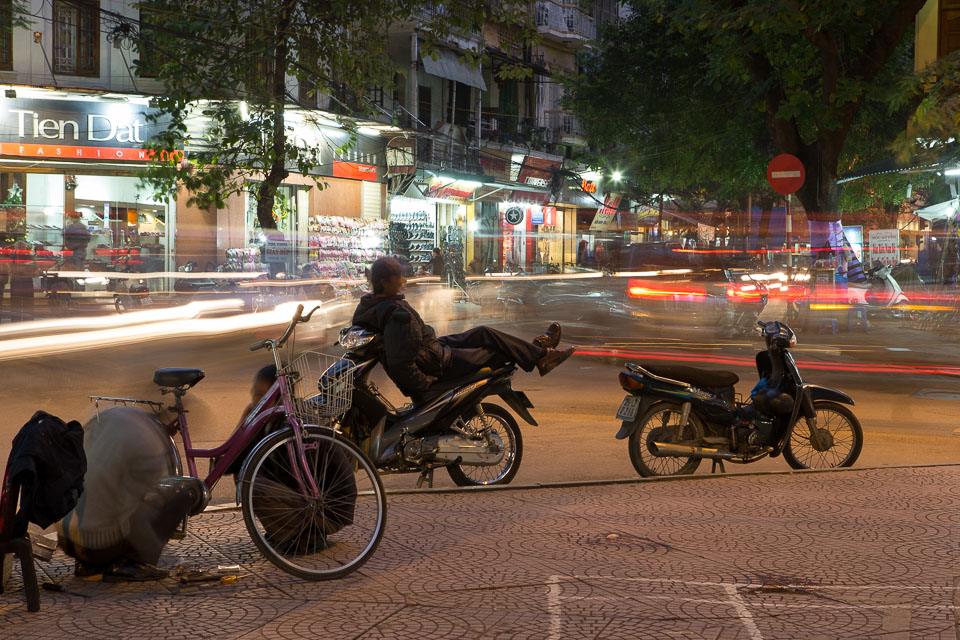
[57,406,197,581]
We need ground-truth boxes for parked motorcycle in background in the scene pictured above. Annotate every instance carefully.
[614,320,863,476]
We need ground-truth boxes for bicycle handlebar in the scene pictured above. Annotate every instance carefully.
[249,339,269,352]
[252,304,323,352]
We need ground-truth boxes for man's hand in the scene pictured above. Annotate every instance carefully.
[424,375,438,387]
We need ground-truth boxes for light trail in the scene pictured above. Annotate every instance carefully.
[0,299,247,338]
[0,300,348,361]
[575,347,960,377]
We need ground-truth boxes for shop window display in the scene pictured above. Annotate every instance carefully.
[306,215,386,280]
[390,209,436,269]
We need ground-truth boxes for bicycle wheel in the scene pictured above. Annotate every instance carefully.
[239,426,386,580]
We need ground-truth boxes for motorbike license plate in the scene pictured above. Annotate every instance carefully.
[616,395,641,421]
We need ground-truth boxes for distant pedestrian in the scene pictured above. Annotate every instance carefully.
[429,247,445,278]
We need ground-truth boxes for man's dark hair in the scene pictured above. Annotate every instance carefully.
[432,247,441,256]
[255,364,277,386]
[370,257,401,294]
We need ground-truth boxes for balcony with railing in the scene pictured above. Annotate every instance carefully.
[541,111,587,146]
[417,4,484,51]
[534,1,597,45]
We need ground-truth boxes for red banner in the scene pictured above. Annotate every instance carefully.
[333,161,378,181]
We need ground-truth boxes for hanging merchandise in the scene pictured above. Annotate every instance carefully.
[307,215,387,280]
[390,210,435,268]
[441,225,466,288]
[222,247,262,272]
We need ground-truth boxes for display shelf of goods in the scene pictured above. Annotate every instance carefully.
[223,247,263,272]
[307,215,386,280]
[390,210,435,264]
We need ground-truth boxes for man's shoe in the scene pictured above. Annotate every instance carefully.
[75,560,108,579]
[536,347,575,376]
[102,560,169,583]
[533,322,562,349]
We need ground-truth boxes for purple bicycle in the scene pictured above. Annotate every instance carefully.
[91,304,386,580]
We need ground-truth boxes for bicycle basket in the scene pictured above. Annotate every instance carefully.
[287,352,356,422]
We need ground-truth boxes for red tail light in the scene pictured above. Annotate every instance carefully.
[618,372,643,391]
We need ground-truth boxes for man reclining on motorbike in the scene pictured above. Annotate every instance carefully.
[352,257,574,402]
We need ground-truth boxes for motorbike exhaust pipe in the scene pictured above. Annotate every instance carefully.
[650,441,739,460]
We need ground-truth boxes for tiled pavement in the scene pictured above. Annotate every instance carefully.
[2,465,959,639]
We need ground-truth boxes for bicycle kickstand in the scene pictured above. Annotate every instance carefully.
[711,459,726,474]
[416,468,435,489]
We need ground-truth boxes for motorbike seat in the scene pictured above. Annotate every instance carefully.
[642,363,739,388]
[414,365,514,405]
[153,368,205,389]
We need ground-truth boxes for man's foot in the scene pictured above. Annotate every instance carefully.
[533,322,562,349]
[537,347,575,376]
[101,560,169,583]
[75,561,109,579]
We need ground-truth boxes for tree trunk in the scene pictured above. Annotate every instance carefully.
[255,3,294,232]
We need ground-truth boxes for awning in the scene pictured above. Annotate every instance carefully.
[421,50,487,90]
[915,199,958,222]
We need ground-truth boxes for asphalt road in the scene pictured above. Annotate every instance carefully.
[1,293,959,499]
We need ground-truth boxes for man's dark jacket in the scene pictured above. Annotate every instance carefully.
[351,294,449,397]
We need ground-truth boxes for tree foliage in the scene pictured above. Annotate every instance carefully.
[133,0,535,230]
[891,49,960,166]
[567,0,926,221]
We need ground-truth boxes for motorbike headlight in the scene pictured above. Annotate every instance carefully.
[339,331,375,349]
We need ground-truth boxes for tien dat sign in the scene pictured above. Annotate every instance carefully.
[0,96,172,161]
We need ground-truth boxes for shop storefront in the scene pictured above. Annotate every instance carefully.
[0,90,174,277]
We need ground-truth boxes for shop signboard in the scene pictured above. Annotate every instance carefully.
[264,239,292,263]
[542,207,557,226]
[869,229,900,267]
[0,95,177,161]
[590,195,620,231]
[332,160,377,181]
[504,206,524,226]
[517,156,562,188]
[843,225,863,259]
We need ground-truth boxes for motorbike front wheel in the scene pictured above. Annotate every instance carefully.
[446,403,523,486]
[628,403,704,477]
[783,401,863,470]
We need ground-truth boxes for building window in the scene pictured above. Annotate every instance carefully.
[0,0,12,71]
[53,0,99,76]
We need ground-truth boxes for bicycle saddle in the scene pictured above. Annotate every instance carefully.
[154,368,205,389]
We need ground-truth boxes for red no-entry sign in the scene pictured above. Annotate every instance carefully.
[767,154,806,195]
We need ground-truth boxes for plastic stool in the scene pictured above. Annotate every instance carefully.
[848,306,868,331]
[818,318,839,335]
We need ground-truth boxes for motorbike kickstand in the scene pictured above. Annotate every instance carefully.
[711,459,726,474]
[170,514,188,540]
[416,468,435,489]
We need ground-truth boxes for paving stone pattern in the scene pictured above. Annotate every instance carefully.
[2,466,959,639]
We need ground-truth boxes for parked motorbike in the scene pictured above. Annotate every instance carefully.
[854,261,910,308]
[327,326,536,487]
[614,320,863,476]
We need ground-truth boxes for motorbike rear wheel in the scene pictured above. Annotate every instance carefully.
[446,403,523,486]
[628,403,704,477]
[783,401,863,470]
